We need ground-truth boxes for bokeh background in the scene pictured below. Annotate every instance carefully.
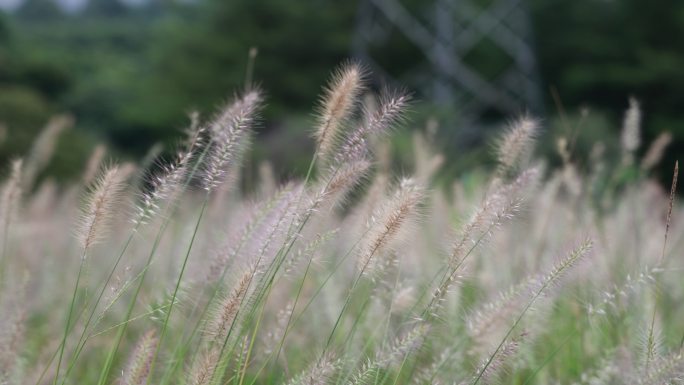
[0,0,682,186]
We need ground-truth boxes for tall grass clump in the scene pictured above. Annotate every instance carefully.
[0,63,682,385]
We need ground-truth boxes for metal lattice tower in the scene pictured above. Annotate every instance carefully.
[353,0,543,125]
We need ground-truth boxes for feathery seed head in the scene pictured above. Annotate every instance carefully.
[660,160,678,265]
[381,323,429,367]
[286,352,340,385]
[207,268,254,342]
[466,282,526,341]
[188,348,220,385]
[529,238,593,295]
[641,132,672,171]
[428,168,540,315]
[366,90,411,136]
[209,90,261,136]
[315,159,371,208]
[621,97,641,159]
[1,159,23,243]
[135,161,186,227]
[315,62,365,160]
[134,120,206,227]
[77,165,128,251]
[121,330,157,385]
[641,350,684,384]
[203,91,262,191]
[447,167,539,271]
[0,284,26,379]
[335,90,410,165]
[496,116,538,177]
[22,114,72,190]
[351,324,428,385]
[587,267,658,317]
[263,301,294,355]
[357,178,424,276]
[473,333,525,382]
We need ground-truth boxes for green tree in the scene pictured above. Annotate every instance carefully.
[15,0,63,20]
[530,0,684,176]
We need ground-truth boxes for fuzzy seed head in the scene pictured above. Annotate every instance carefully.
[474,333,524,382]
[621,97,641,156]
[351,324,428,385]
[203,91,262,191]
[641,132,672,171]
[286,353,340,385]
[448,167,539,270]
[188,348,220,385]
[315,63,365,159]
[22,114,72,190]
[121,330,157,385]
[466,283,526,341]
[496,117,538,176]
[1,159,23,244]
[335,90,410,165]
[0,285,26,380]
[357,178,424,275]
[134,123,205,227]
[530,238,593,294]
[315,159,371,208]
[77,165,128,251]
[207,269,253,342]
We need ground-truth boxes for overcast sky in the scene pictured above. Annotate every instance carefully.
[0,0,148,13]
[0,0,24,11]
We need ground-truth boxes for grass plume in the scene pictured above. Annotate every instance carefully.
[0,63,680,385]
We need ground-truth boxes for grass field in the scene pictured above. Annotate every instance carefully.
[0,63,681,384]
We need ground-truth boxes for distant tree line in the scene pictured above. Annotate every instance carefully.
[0,0,682,181]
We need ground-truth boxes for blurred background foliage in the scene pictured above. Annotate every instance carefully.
[0,0,682,186]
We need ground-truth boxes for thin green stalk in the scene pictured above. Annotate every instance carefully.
[372,267,403,385]
[93,131,211,385]
[377,219,502,385]
[521,329,577,385]
[216,152,322,382]
[335,294,374,385]
[645,161,677,375]
[35,298,91,385]
[88,302,172,338]
[368,226,499,383]
[159,191,285,385]
[215,234,298,384]
[320,264,368,362]
[470,246,584,385]
[425,341,467,383]
[95,197,194,385]
[248,256,316,384]
[60,127,209,384]
[95,226,168,385]
[178,152,337,384]
[143,197,209,385]
[53,250,87,385]
[186,178,298,385]
[237,296,265,385]
[318,222,396,364]
[213,157,324,384]
[60,230,138,380]
[471,294,539,385]
[209,231,295,384]
[246,229,371,385]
